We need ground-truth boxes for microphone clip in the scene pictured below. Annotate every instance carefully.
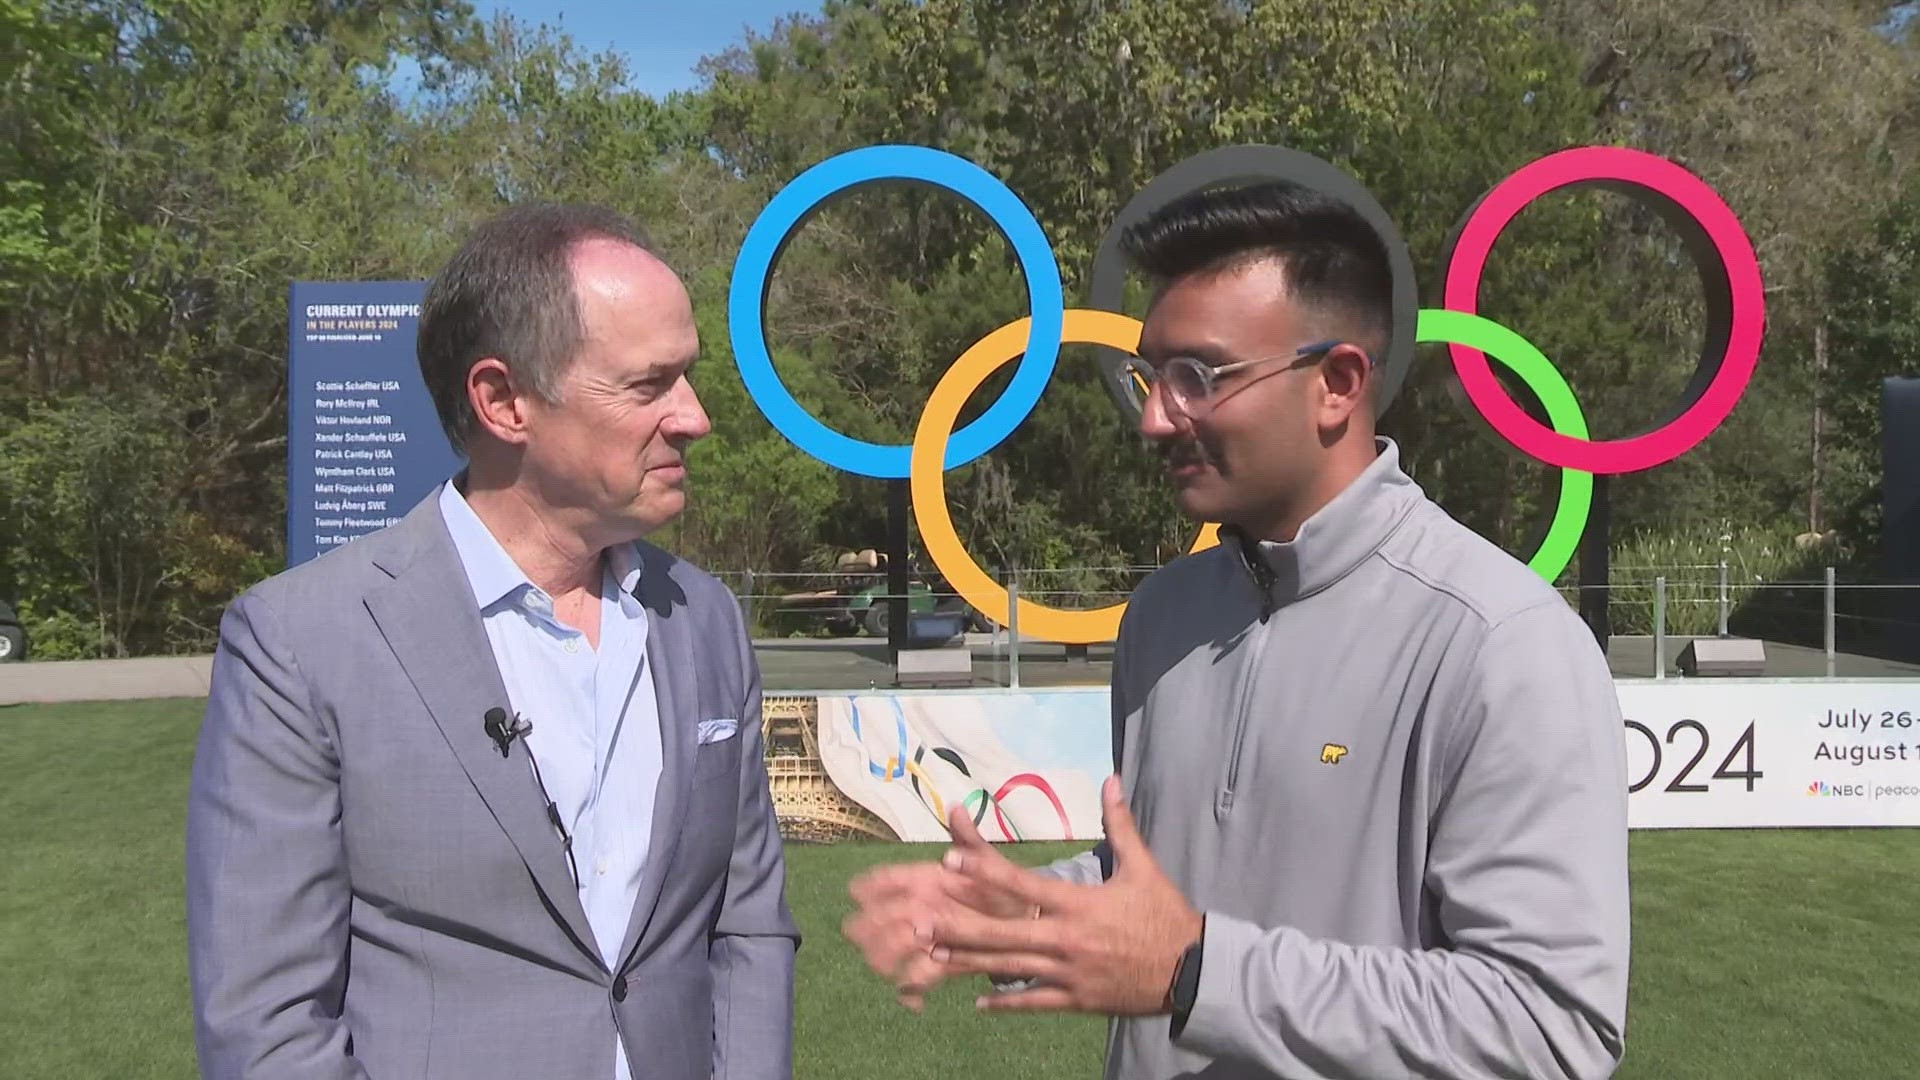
[483,707,533,757]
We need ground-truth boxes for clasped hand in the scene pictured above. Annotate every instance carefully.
[842,775,1203,1016]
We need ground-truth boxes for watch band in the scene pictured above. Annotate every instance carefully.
[1168,918,1206,1038]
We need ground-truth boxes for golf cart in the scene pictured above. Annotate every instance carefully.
[775,548,988,638]
[0,601,27,662]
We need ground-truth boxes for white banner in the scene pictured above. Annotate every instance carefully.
[811,682,1920,840]
[814,692,1110,843]
[1618,681,1920,828]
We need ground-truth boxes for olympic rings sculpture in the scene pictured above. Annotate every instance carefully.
[729,142,1766,645]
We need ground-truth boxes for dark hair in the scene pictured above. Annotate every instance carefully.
[416,202,659,452]
[1119,180,1394,352]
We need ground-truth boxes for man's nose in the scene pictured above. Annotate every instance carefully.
[1138,378,1183,440]
[669,376,712,439]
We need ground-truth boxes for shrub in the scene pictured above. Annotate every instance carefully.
[1606,521,1809,636]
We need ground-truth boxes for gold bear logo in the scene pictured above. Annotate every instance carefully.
[1320,743,1349,765]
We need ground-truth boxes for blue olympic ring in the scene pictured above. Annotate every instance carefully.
[728,145,1065,479]
[848,697,908,780]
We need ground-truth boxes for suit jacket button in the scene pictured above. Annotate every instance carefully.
[612,975,628,1002]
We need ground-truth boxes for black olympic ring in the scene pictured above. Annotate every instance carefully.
[1084,145,1421,421]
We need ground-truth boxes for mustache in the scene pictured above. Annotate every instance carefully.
[1159,437,1219,469]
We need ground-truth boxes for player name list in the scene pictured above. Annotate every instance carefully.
[309,378,407,550]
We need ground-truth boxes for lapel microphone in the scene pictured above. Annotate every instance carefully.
[482,705,579,885]
[483,706,532,757]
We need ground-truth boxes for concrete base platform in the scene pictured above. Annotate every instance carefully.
[751,634,1112,692]
[1607,635,1920,680]
[7,632,1920,706]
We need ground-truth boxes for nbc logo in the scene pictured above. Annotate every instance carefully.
[1807,781,1867,798]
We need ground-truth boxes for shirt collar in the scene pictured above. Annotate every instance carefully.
[437,477,646,617]
[603,536,645,617]
[1222,436,1422,613]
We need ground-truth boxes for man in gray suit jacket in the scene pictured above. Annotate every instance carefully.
[186,203,799,1080]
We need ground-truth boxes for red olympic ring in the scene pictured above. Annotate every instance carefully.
[1443,146,1765,475]
[898,741,1074,841]
[990,773,1073,841]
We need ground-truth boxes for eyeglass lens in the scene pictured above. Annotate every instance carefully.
[1123,357,1214,416]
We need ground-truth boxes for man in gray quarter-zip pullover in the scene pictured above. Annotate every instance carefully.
[843,177,1630,1080]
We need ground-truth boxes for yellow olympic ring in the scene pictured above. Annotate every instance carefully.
[902,759,944,819]
[911,309,1222,645]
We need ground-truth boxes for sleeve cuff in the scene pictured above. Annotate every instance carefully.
[1169,911,1273,1060]
[1031,849,1105,887]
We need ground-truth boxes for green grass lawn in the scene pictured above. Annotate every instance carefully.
[3,698,1916,1079]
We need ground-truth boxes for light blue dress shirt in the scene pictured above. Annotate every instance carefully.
[439,481,663,1080]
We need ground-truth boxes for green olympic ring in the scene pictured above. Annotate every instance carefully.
[1416,309,1592,583]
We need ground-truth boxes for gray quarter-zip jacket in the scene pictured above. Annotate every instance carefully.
[1043,437,1629,1080]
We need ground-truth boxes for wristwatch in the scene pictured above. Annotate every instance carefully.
[1167,918,1206,1038]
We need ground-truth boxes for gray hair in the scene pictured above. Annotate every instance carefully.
[416,202,659,453]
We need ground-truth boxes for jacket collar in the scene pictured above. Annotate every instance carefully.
[1221,437,1422,617]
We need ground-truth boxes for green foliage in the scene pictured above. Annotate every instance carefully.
[1606,521,1808,636]
[653,279,842,588]
[2,0,1916,656]
[1824,169,1920,557]
[0,390,192,656]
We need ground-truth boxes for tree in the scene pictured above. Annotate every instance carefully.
[1823,170,1920,561]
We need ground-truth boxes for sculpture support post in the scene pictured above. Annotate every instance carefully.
[887,479,909,666]
[1579,474,1612,653]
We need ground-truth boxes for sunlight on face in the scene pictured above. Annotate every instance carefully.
[1134,259,1328,528]
[523,238,711,538]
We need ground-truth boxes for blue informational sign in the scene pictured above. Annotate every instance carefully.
[285,281,462,568]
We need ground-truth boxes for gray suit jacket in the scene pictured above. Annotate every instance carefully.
[185,487,799,1080]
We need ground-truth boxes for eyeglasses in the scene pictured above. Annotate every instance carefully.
[1122,340,1346,421]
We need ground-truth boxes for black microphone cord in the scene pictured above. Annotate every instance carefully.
[483,707,581,888]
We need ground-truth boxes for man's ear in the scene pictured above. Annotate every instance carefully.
[467,357,531,446]
[1316,343,1373,427]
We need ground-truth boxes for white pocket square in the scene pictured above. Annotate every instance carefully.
[697,718,739,745]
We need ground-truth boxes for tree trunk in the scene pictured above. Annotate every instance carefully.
[1811,319,1827,535]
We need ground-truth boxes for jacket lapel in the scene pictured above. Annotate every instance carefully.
[613,557,698,972]
[363,493,603,968]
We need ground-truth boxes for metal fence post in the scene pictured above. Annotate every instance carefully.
[1654,575,1667,679]
[1728,557,1743,634]
[1825,565,1837,678]
[987,573,1003,679]
[1007,570,1022,690]
[741,569,756,634]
